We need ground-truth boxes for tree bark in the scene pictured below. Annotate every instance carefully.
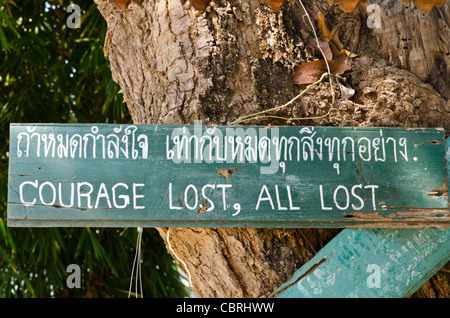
[94,0,449,297]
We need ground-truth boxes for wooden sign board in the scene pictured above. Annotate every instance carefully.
[7,123,449,228]
[273,227,450,298]
[274,139,450,297]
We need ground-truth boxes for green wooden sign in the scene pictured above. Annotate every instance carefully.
[7,123,449,228]
[273,227,450,297]
[274,138,450,297]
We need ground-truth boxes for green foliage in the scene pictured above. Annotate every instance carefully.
[0,0,189,297]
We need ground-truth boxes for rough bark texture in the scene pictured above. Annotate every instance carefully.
[94,0,449,297]
[371,0,450,100]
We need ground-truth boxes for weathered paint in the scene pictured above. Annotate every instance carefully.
[7,124,449,228]
[273,227,450,297]
[274,138,450,297]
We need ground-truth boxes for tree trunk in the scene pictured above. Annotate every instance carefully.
[94,0,449,297]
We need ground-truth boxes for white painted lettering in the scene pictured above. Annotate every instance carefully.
[287,185,300,210]
[77,182,93,209]
[256,185,274,210]
[333,185,350,211]
[133,183,145,209]
[351,184,365,210]
[39,181,57,206]
[319,185,332,211]
[319,184,379,211]
[19,180,146,210]
[58,182,74,208]
[275,185,288,210]
[169,183,182,210]
[184,184,198,210]
[112,183,129,208]
[19,180,39,206]
[95,183,112,209]
[364,185,379,210]
[217,184,232,210]
[202,184,215,212]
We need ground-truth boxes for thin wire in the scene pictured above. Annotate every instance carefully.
[229,0,336,126]
[138,227,143,297]
[128,235,138,297]
[230,72,342,126]
[128,227,143,298]
[299,0,333,93]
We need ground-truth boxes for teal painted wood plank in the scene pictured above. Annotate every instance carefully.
[7,124,449,228]
[274,138,450,297]
[274,228,450,297]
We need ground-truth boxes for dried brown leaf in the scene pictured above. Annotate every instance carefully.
[292,60,330,85]
[337,0,360,12]
[292,52,352,85]
[328,0,447,13]
[307,37,334,60]
[182,0,447,13]
[317,11,344,51]
[265,0,289,12]
[411,0,447,12]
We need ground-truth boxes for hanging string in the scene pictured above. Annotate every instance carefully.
[166,228,192,289]
[128,227,143,298]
